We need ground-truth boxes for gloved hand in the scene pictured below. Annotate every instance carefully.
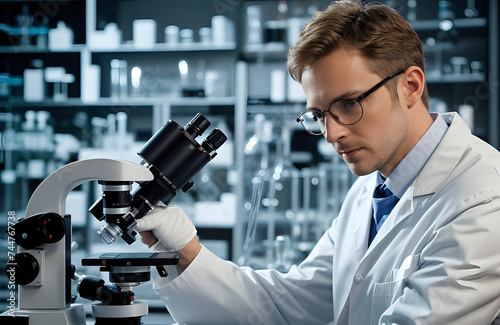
[134,206,197,252]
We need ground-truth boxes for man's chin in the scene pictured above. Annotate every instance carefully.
[345,163,375,177]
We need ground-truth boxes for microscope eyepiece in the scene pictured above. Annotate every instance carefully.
[185,113,210,138]
[202,128,228,153]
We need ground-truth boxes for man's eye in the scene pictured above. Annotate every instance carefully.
[312,111,324,120]
[340,100,357,109]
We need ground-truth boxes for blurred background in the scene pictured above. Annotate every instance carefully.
[0,0,498,319]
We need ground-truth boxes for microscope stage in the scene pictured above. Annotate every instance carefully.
[82,252,179,267]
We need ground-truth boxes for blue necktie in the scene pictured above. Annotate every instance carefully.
[369,183,399,246]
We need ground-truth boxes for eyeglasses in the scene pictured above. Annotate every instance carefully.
[296,69,406,135]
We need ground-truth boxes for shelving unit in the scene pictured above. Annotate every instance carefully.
[0,1,244,269]
[0,0,498,272]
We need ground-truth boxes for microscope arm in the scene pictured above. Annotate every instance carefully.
[26,158,153,217]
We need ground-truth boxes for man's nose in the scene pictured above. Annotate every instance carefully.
[324,115,349,143]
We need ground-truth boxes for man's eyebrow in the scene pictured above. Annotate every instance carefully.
[306,90,363,111]
[330,90,363,103]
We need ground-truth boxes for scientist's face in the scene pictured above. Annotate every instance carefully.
[301,47,411,177]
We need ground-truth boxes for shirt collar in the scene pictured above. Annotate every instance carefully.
[380,113,449,198]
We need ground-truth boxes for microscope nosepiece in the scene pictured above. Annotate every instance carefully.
[97,223,123,245]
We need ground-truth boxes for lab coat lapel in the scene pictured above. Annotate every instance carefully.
[334,176,375,323]
[352,177,377,260]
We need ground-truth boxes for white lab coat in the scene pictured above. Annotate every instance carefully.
[153,113,500,325]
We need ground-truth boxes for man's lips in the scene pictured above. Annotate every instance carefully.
[339,148,361,159]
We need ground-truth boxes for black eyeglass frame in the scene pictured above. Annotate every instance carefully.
[296,69,407,134]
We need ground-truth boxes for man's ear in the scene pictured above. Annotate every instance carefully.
[402,66,425,108]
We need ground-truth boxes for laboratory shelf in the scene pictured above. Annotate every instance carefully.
[246,103,305,115]
[5,96,236,107]
[243,43,288,54]
[241,43,289,60]
[426,73,486,83]
[422,42,456,52]
[157,96,236,106]
[6,98,98,107]
[0,43,237,54]
[89,42,237,53]
[410,17,488,31]
[78,96,236,107]
[0,44,86,54]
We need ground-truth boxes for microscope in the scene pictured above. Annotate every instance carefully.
[2,114,227,325]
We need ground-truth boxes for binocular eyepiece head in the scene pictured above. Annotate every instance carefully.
[90,113,227,245]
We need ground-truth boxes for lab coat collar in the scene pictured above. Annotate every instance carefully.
[363,112,466,251]
[413,112,471,197]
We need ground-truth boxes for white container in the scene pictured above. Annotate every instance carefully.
[270,69,286,103]
[287,74,306,102]
[44,66,66,83]
[23,69,45,102]
[287,17,308,47]
[133,19,156,48]
[199,27,212,44]
[48,21,74,50]
[164,25,179,44]
[88,23,122,49]
[211,15,235,45]
[180,29,194,43]
[82,64,101,103]
[28,159,45,179]
[246,5,263,45]
[205,70,224,97]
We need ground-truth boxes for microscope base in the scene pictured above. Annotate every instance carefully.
[95,316,142,325]
[0,303,86,325]
[92,300,148,325]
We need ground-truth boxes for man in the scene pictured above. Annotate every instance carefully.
[136,1,500,324]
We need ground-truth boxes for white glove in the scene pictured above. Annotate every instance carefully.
[134,206,197,252]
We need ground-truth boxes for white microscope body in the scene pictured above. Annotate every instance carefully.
[3,159,153,324]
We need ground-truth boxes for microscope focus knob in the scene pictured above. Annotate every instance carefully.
[8,253,40,285]
[8,212,65,249]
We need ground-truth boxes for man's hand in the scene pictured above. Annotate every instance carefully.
[135,206,197,252]
[135,206,201,269]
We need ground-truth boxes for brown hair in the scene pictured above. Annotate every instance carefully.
[287,0,429,109]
